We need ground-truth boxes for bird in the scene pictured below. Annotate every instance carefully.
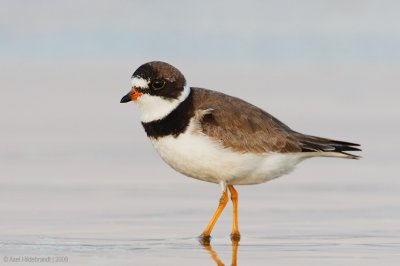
[120,61,361,244]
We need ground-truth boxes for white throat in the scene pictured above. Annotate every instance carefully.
[136,86,191,123]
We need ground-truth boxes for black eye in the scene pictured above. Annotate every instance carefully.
[152,79,165,90]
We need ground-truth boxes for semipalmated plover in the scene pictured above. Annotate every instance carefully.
[120,61,361,244]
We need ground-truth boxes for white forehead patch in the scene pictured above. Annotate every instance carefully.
[131,76,150,89]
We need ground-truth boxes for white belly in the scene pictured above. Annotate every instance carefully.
[150,129,306,185]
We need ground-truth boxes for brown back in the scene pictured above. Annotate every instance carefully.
[191,88,302,153]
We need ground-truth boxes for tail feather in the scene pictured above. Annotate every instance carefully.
[294,133,361,159]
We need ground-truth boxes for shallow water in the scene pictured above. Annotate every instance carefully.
[2,233,399,265]
[1,157,399,265]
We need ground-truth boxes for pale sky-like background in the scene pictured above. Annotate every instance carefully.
[0,1,399,265]
[1,0,399,166]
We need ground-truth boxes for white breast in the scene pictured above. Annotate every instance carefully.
[149,120,306,185]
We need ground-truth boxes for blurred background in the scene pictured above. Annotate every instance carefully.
[1,1,399,265]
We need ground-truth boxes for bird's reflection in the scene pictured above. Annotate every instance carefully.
[200,240,239,266]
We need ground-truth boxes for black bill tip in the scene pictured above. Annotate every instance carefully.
[120,93,131,103]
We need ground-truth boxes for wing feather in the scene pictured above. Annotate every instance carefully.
[191,88,301,153]
[191,87,361,158]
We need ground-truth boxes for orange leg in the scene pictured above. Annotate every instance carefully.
[228,185,240,242]
[200,189,229,244]
[203,244,225,266]
[231,241,239,266]
[201,240,239,266]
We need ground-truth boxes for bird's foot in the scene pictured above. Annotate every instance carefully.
[198,233,211,246]
[230,232,241,243]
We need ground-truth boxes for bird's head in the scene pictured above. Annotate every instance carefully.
[120,61,190,122]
